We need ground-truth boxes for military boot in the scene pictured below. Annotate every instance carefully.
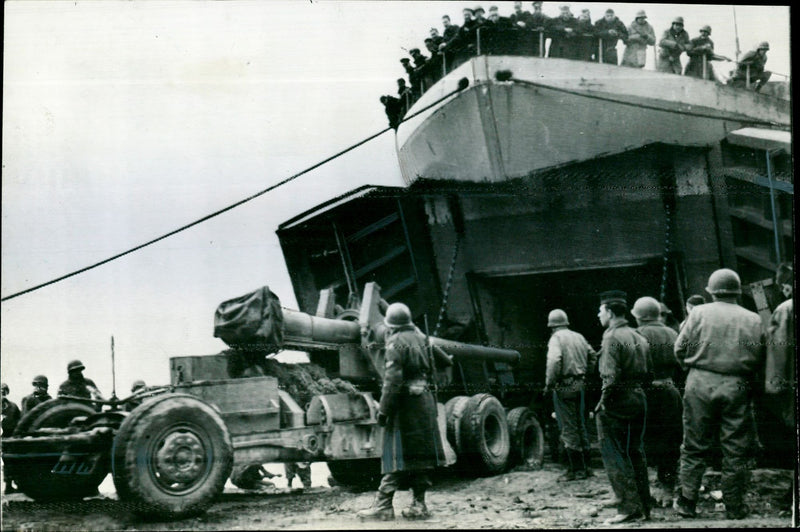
[581,449,594,477]
[673,494,697,518]
[357,490,395,521]
[558,450,578,481]
[402,488,431,520]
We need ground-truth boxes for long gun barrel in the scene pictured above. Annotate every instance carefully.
[280,307,520,364]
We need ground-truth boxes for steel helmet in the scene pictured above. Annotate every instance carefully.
[131,380,146,392]
[631,297,661,321]
[32,375,48,386]
[384,302,413,328]
[758,41,770,50]
[547,309,569,327]
[700,25,711,34]
[635,10,647,19]
[1,383,8,395]
[672,16,684,25]
[706,268,742,296]
[67,359,85,373]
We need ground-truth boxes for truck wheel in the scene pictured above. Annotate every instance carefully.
[326,459,381,490]
[112,393,233,519]
[460,394,510,474]
[444,395,470,454]
[6,399,109,501]
[506,407,544,469]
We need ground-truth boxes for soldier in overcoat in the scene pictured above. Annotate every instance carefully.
[358,302,445,521]
[622,10,655,68]
[593,9,628,65]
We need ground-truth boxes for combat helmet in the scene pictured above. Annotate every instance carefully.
[706,268,742,296]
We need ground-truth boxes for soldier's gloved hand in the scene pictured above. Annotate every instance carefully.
[377,412,388,426]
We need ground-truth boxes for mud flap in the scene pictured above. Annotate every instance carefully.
[438,403,457,466]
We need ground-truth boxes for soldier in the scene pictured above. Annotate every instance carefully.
[230,464,277,490]
[729,42,772,91]
[632,297,682,507]
[548,5,579,59]
[593,8,628,65]
[622,10,655,68]
[544,309,597,481]
[357,303,445,521]
[125,379,147,412]
[428,27,445,50]
[528,1,549,57]
[57,359,105,402]
[680,294,706,330]
[284,462,312,489]
[510,1,530,28]
[440,14,460,48]
[659,302,680,333]
[764,267,794,513]
[380,95,404,130]
[685,26,730,81]
[594,290,652,524]
[21,375,52,414]
[674,269,765,520]
[2,383,21,494]
[574,9,596,62]
[657,17,690,74]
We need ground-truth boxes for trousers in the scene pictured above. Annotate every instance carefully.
[679,368,753,510]
[597,408,650,515]
[552,387,591,451]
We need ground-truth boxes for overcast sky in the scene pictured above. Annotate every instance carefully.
[1,1,791,402]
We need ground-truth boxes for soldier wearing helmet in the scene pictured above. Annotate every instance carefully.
[2,382,21,494]
[622,10,655,68]
[21,375,52,414]
[685,25,730,81]
[674,268,765,520]
[657,16,690,74]
[729,41,772,91]
[357,302,445,521]
[544,309,597,481]
[58,359,105,403]
[632,296,682,506]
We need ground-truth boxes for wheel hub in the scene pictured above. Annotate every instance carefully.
[155,431,206,486]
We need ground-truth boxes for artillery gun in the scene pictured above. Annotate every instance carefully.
[2,282,542,519]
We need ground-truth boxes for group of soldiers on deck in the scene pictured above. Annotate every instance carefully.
[381,3,774,128]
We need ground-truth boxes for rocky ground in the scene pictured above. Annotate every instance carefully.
[2,461,794,530]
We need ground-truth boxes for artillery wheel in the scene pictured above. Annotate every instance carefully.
[6,399,109,501]
[506,407,544,470]
[112,393,233,518]
[460,393,510,475]
[444,395,470,455]
[326,459,381,490]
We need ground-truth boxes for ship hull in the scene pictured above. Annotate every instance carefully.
[396,56,790,183]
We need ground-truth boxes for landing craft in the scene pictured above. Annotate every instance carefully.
[277,30,792,460]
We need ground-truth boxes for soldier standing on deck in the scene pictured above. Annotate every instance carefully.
[595,290,652,524]
[357,302,445,521]
[544,309,597,481]
[622,10,655,68]
[729,42,772,92]
[657,17,690,74]
[673,269,765,520]
[632,297,682,507]
[21,375,52,414]
[593,8,628,65]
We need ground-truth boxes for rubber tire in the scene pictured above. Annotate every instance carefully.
[444,395,470,454]
[6,399,109,501]
[112,393,233,519]
[459,393,510,475]
[506,407,544,470]
[327,458,381,489]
